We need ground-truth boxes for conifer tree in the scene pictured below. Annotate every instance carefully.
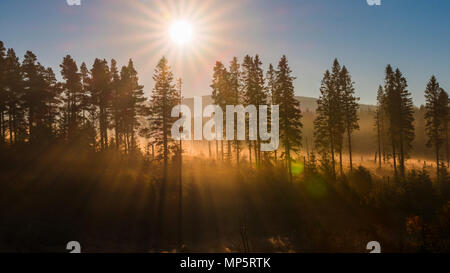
[229,57,241,165]
[0,41,6,143]
[424,76,445,180]
[121,59,146,153]
[241,55,254,165]
[340,66,359,171]
[315,70,336,177]
[330,59,345,175]
[242,55,268,166]
[384,65,415,179]
[437,89,449,167]
[210,61,229,161]
[266,63,278,160]
[90,58,111,151]
[314,59,346,177]
[110,59,122,151]
[275,55,302,182]
[375,85,385,168]
[146,57,179,249]
[4,49,25,144]
[60,55,83,142]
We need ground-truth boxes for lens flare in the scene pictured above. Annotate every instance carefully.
[291,161,304,176]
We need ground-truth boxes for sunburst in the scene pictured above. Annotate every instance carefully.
[106,0,246,87]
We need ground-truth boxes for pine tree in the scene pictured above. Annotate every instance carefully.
[79,62,95,148]
[340,66,359,171]
[314,59,345,178]
[330,59,345,175]
[375,85,384,168]
[41,67,62,139]
[266,63,278,161]
[275,55,302,182]
[384,65,397,175]
[242,55,268,166]
[210,61,229,161]
[146,57,179,249]
[396,68,415,179]
[315,70,335,177]
[22,51,59,142]
[424,76,445,180]
[384,65,415,179]
[4,48,25,144]
[121,59,146,153]
[252,55,267,165]
[109,59,122,150]
[241,56,254,165]
[0,41,7,144]
[147,57,179,168]
[229,57,241,165]
[89,58,111,151]
[60,55,83,142]
[438,89,449,167]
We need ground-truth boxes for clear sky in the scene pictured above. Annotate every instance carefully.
[1,0,449,105]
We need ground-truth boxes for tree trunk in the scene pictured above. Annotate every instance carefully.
[436,144,440,182]
[446,123,449,167]
[330,132,336,179]
[376,118,382,168]
[392,142,397,177]
[399,137,405,179]
[178,137,183,246]
[348,127,354,171]
[154,91,168,250]
[287,146,292,184]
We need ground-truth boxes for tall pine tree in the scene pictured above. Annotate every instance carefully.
[275,55,302,182]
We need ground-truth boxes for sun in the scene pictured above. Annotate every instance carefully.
[108,0,246,79]
[170,20,193,45]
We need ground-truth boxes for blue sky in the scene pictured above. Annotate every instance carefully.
[1,0,449,105]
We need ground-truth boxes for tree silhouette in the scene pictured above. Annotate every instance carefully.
[210,61,230,161]
[375,85,385,168]
[275,55,302,182]
[315,59,349,178]
[340,66,359,171]
[330,60,345,175]
[89,59,111,151]
[437,90,449,167]
[4,48,25,144]
[60,55,84,143]
[384,65,415,179]
[120,59,147,153]
[22,51,61,143]
[424,76,445,180]
[145,57,179,249]
[266,63,278,161]
[229,57,242,166]
[242,55,268,166]
[0,41,6,144]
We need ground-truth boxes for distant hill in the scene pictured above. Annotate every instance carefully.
[181,95,376,113]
